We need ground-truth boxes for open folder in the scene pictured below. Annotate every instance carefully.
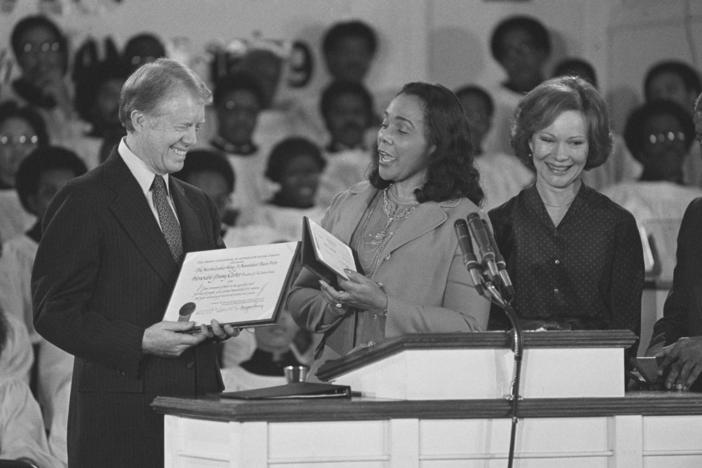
[220,382,352,400]
[301,216,358,287]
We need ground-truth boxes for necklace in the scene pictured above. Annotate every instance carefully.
[368,187,417,244]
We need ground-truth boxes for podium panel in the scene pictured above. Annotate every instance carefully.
[317,331,635,399]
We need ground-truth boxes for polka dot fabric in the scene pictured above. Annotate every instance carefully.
[488,184,643,338]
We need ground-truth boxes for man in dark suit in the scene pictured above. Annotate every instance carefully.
[648,91,702,391]
[32,58,237,467]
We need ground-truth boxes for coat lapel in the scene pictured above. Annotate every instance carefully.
[103,152,177,284]
[383,200,449,254]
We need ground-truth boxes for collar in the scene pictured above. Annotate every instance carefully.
[211,135,258,156]
[118,138,171,197]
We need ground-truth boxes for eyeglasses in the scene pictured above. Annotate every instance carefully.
[20,41,61,55]
[0,134,39,146]
[647,131,686,145]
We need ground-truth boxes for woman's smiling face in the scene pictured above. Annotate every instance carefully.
[529,110,589,190]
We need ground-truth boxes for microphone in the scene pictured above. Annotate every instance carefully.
[467,213,499,281]
[482,218,515,297]
[454,219,485,296]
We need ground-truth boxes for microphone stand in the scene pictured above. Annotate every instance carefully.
[484,282,522,468]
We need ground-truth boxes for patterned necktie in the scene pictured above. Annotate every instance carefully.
[151,175,183,262]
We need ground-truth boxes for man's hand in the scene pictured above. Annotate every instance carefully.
[655,336,702,390]
[209,319,240,342]
[142,320,209,357]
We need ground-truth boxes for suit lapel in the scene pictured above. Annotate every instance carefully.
[103,152,177,284]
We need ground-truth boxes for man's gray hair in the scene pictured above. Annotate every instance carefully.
[119,58,212,132]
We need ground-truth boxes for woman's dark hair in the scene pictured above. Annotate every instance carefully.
[265,137,326,183]
[15,146,87,213]
[511,75,612,170]
[174,149,235,194]
[623,99,695,159]
[320,80,375,125]
[552,57,598,89]
[644,60,702,101]
[213,72,266,109]
[322,20,378,57]
[0,100,50,146]
[369,82,484,205]
[10,14,68,69]
[490,15,551,62]
[454,85,495,118]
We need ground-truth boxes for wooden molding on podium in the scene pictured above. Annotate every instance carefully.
[316,330,637,400]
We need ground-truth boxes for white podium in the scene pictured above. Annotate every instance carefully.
[317,330,636,399]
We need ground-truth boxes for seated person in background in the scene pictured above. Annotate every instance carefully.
[484,15,551,155]
[552,57,642,191]
[75,60,127,139]
[121,32,167,74]
[220,310,313,391]
[72,61,128,170]
[316,80,376,207]
[323,20,378,85]
[643,60,702,187]
[173,149,280,248]
[488,77,643,351]
[308,20,390,129]
[646,93,702,391]
[455,84,533,210]
[0,146,86,466]
[0,308,61,468]
[208,72,269,225]
[0,101,48,243]
[287,82,490,374]
[4,15,94,165]
[252,137,327,241]
[235,48,319,146]
[604,100,700,282]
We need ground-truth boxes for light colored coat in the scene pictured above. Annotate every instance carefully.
[287,181,490,366]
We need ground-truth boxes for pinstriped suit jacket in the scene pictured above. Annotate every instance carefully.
[32,149,224,466]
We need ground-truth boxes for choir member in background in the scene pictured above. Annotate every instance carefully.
[484,15,551,156]
[287,82,490,374]
[316,80,376,208]
[209,72,268,226]
[0,101,48,243]
[253,136,327,241]
[455,84,533,211]
[121,32,167,74]
[0,309,61,468]
[647,92,702,391]
[174,148,281,248]
[4,15,96,166]
[643,60,702,187]
[603,100,701,283]
[0,147,87,466]
[488,76,643,357]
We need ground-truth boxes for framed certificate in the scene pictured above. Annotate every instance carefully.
[162,241,300,327]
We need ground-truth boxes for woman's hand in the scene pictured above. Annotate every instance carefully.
[319,269,388,313]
